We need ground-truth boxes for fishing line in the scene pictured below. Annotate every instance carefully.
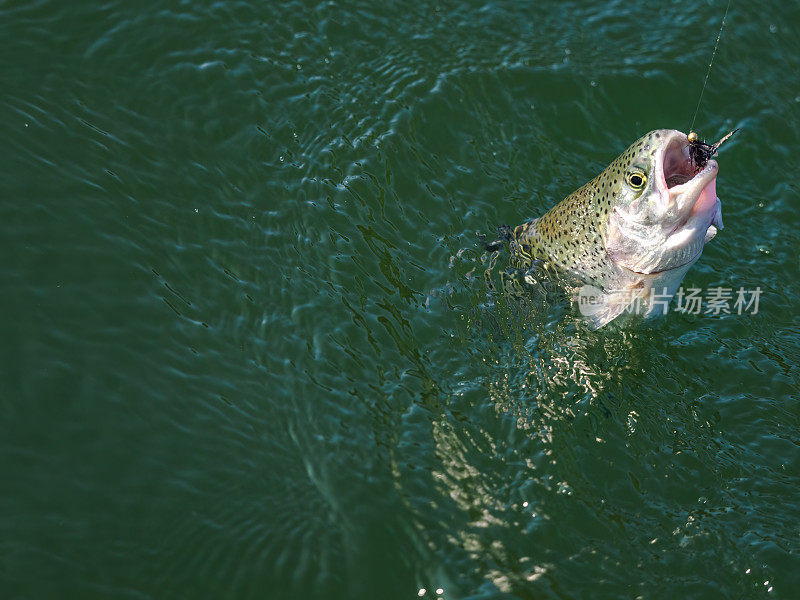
[689,0,732,134]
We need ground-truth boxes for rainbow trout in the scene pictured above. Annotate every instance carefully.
[512,129,723,328]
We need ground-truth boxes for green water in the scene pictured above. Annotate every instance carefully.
[2,1,799,598]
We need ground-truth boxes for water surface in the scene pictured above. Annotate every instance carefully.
[2,1,799,598]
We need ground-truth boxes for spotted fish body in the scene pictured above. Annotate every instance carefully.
[513,129,723,328]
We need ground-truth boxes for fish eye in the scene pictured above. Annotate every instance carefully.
[627,172,646,189]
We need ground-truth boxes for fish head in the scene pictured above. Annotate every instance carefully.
[600,129,722,275]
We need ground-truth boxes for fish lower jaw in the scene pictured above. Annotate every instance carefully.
[668,160,718,197]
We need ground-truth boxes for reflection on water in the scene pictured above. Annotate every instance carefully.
[384,223,798,597]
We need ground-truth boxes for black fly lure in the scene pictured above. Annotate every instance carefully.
[688,128,739,171]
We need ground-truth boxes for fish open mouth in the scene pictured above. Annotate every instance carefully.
[653,132,723,269]
[661,135,713,189]
[658,133,722,231]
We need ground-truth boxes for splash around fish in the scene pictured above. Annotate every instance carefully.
[509,128,736,329]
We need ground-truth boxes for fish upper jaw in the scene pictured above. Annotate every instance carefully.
[654,130,719,214]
